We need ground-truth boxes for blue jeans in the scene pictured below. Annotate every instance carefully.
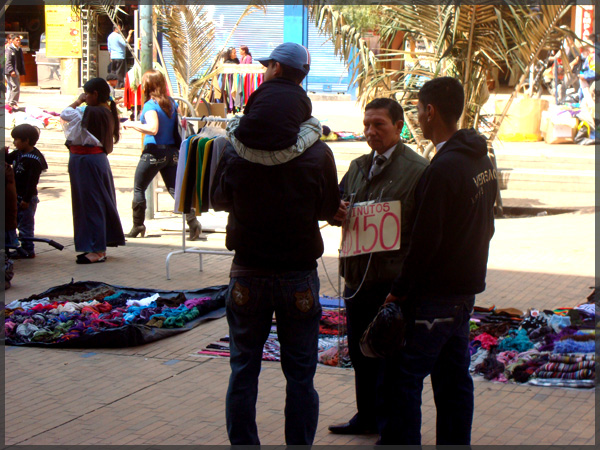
[225,269,322,445]
[379,294,475,446]
[16,196,38,254]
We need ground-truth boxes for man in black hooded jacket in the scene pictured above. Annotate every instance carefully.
[381,77,497,445]
[211,42,341,446]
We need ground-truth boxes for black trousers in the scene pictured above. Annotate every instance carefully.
[110,58,127,88]
[343,281,392,429]
[133,147,178,205]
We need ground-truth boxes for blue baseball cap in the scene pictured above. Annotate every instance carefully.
[257,42,311,75]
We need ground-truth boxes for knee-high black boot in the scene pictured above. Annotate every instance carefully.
[185,208,202,241]
[126,201,146,238]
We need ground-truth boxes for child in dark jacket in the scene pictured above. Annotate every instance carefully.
[227,42,322,165]
[6,124,48,259]
[4,155,18,289]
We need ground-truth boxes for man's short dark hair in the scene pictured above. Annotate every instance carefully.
[365,98,404,124]
[106,73,118,81]
[11,124,40,146]
[275,61,307,84]
[418,77,465,125]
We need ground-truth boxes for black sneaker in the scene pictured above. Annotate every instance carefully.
[10,250,35,259]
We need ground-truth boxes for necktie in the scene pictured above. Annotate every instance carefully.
[369,154,386,180]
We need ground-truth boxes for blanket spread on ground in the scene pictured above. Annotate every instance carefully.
[4,280,228,348]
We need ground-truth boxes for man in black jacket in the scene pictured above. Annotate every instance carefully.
[382,77,497,445]
[211,42,341,446]
[5,34,26,108]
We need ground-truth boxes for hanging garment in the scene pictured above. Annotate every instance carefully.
[208,137,229,210]
[200,139,214,213]
[174,137,192,213]
[194,138,209,212]
[181,135,200,214]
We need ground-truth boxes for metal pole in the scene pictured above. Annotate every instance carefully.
[337,249,343,368]
[141,3,154,220]
[134,9,139,122]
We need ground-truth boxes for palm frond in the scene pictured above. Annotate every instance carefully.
[155,4,215,103]
[309,0,575,149]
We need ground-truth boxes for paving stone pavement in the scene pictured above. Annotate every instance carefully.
[2,90,596,446]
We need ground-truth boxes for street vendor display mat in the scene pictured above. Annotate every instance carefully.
[4,280,228,348]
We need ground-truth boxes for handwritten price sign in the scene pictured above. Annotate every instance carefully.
[341,201,401,257]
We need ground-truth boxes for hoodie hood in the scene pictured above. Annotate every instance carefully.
[435,128,488,161]
[227,115,322,166]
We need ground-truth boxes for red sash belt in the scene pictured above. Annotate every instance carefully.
[69,146,104,154]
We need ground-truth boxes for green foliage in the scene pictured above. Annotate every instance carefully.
[335,5,382,33]
[309,1,576,150]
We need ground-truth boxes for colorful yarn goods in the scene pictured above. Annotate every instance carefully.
[470,348,489,371]
[470,322,512,339]
[549,354,595,364]
[539,361,595,373]
[575,302,596,317]
[319,310,346,335]
[319,345,342,367]
[496,350,520,366]
[553,339,595,354]
[559,333,594,342]
[198,308,350,368]
[475,347,505,381]
[536,369,594,380]
[184,297,211,310]
[5,282,228,347]
[472,332,498,349]
[548,314,571,332]
[511,356,549,383]
[467,297,596,388]
[498,329,534,352]
[163,306,200,328]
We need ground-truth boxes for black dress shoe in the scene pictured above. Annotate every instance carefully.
[328,421,377,435]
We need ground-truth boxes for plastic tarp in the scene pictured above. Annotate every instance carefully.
[4,280,228,348]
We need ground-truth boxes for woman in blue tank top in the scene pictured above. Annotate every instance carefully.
[123,69,201,239]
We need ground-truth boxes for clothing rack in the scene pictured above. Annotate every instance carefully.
[165,97,233,280]
[210,65,266,112]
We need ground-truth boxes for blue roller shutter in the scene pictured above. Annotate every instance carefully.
[162,5,285,94]
[161,38,180,96]
[209,4,285,62]
[307,16,350,94]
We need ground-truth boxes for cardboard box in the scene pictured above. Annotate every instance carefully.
[496,97,549,142]
[543,112,578,144]
[195,101,227,129]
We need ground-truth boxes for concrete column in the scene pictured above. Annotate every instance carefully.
[140,4,154,219]
[59,59,79,95]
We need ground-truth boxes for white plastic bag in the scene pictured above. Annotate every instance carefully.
[60,106,102,147]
